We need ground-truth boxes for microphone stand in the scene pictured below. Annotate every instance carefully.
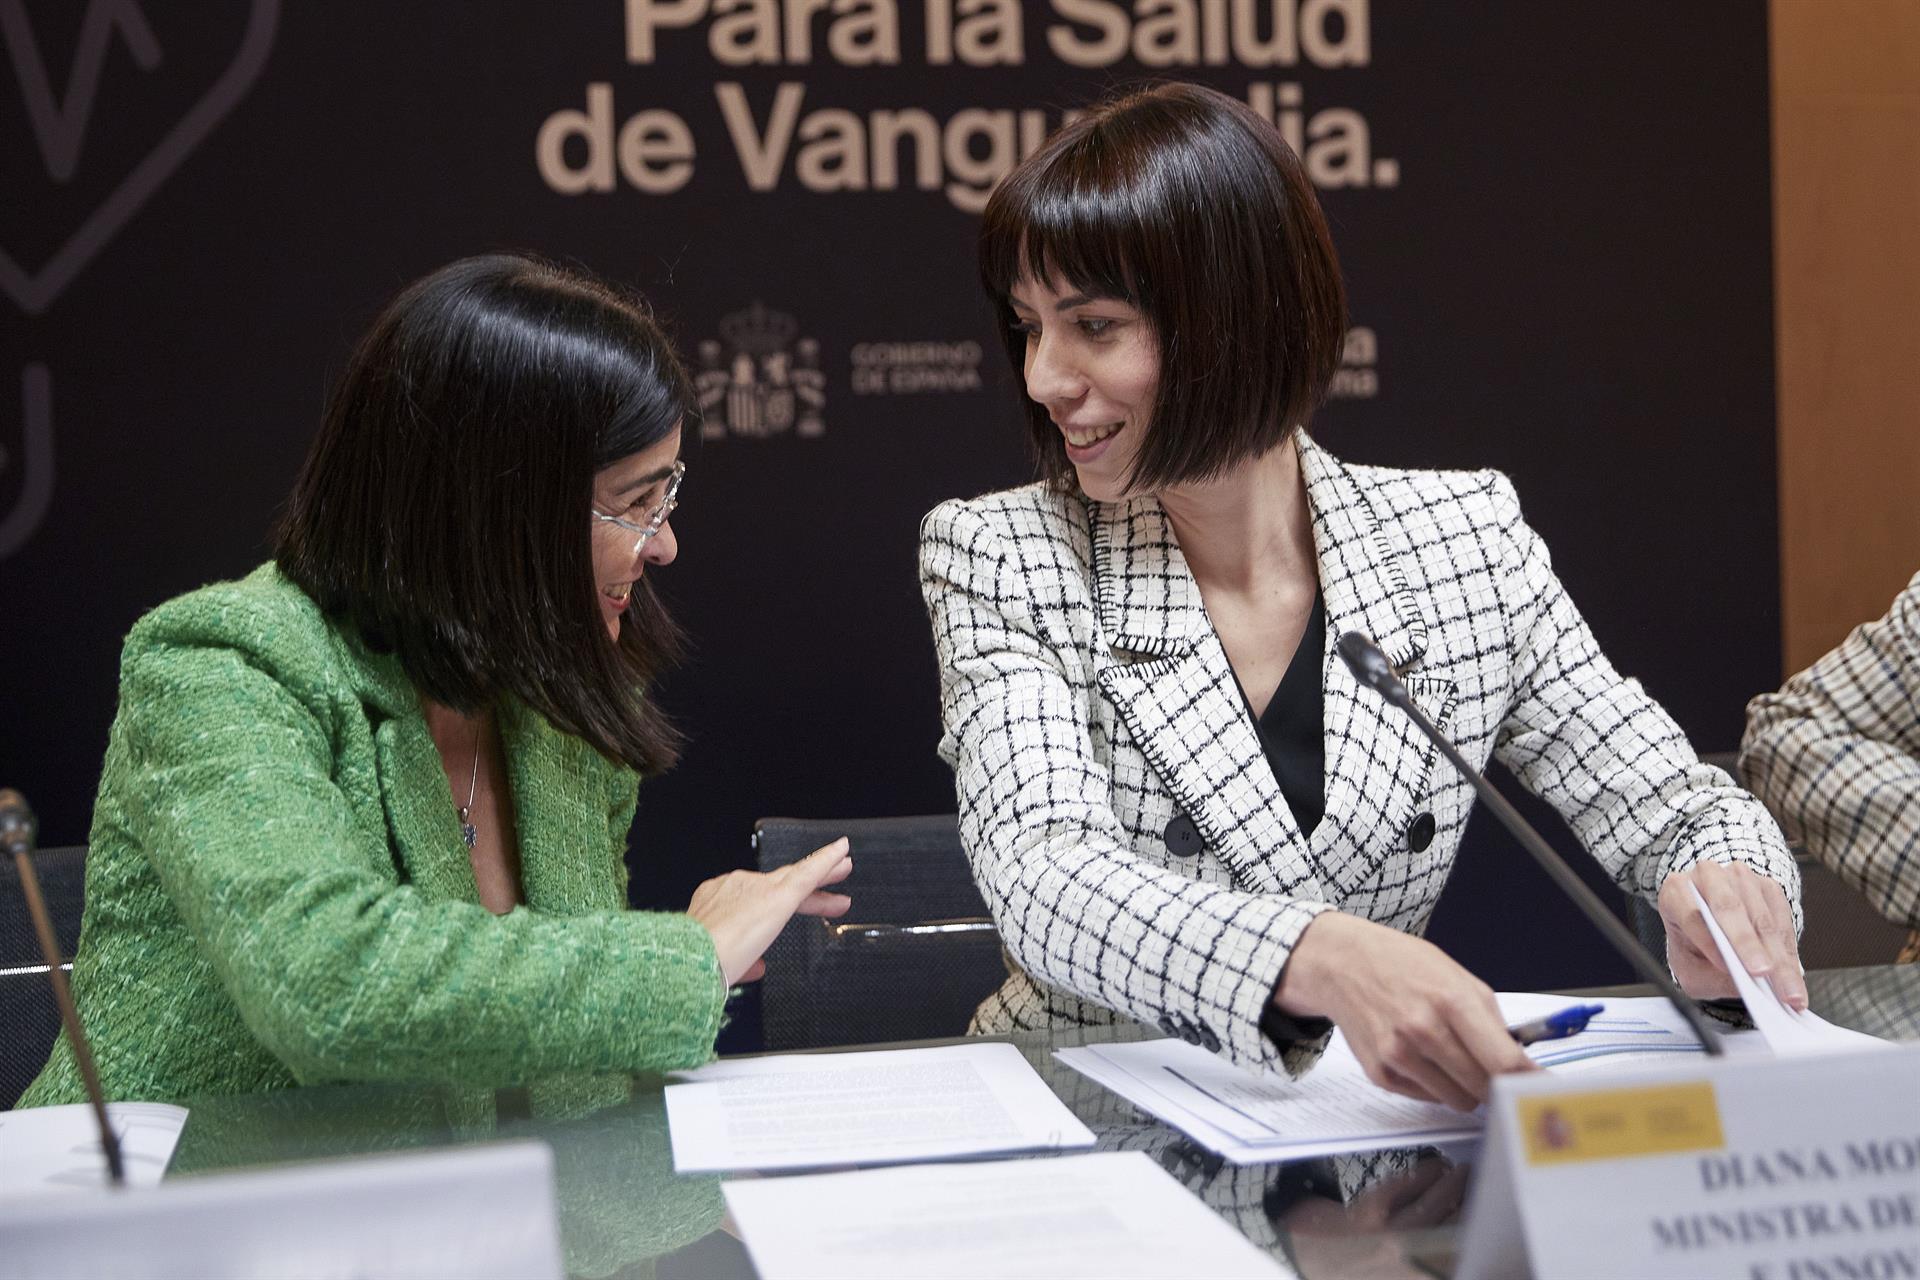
[1,788,126,1183]
[1333,635,1724,1056]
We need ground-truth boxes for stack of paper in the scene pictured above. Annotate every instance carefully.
[722,1151,1286,1279]
[1055,994,1779,1164]
[1499,992,1765,1072]
[1688,883,1893,1056]
[665,1042,1095,1172]
[1059,1030,1483,1163]
[1060,894,1893,1163]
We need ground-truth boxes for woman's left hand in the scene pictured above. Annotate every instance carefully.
[1657,861,1806,1010]
[1280,1157,1469,1278]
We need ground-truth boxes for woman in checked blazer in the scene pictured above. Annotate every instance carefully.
[919,83,1805,1110]
[1741,572,1920,964]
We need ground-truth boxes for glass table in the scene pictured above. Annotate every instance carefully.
[166,965,1920,1279]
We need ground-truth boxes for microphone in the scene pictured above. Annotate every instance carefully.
[2,788,127,1183]
[1333,634,1725,1056]
[0,788,35,857]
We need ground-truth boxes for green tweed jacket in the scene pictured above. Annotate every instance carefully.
[19,565,726,1106]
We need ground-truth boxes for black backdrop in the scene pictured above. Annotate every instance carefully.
[3,2,1776,1047]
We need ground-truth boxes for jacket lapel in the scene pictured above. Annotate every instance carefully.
[498,700,622,915]
[371,714,483,905]
[1090,436,1459,905]
[1300,438,1457,894]
[1298,437,1428,670]
[1090,494,1322,899]
[336,627,620,913]
[337,636,484,907]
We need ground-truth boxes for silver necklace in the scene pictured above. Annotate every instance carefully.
[456,729,480,850]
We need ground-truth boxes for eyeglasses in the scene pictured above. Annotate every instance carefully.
[590,460,684,555]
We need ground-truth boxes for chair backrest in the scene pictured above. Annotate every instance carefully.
[1,845,88,1110]
[753,815,1007,1051]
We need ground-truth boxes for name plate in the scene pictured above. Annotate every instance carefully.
[1456,1047,1920,1280]
[0,1140,563,1280]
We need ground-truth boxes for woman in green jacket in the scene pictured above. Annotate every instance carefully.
[20,254,852,1105]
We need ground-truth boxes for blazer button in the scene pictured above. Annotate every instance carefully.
[1163,815,1205,858]
[1158,1016,1179,1038]
[1199,1026,1221,1053]
[1407,812,1436,853]
[1182,1026,1203,1046]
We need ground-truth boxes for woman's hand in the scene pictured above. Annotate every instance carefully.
[1281,1156,1469,1237]
[1273,913,1536,1111]
[1657,860,1805,1009]
[1281,1157,1469,1278]
[687,838,853,985]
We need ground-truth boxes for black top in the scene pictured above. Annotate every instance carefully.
[1242,591,1327,839]
[1244,590,1332,1049]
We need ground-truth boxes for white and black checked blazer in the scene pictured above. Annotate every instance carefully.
[919,434,1800,1075]
[1741,572,1920,963]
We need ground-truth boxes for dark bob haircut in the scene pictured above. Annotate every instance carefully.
[980,81,1348,493]
[276,253,689,775]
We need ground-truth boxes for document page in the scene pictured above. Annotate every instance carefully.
[1058,1037,1480,1164]
[1690,885,1894,1055]
[721,1150,1286,1280]
[0,1102,187,1195]
[1497,991,1767,1071]
[1057,993,1771,1162]
[665,1042,1094,1172]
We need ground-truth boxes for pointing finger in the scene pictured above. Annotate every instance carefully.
[795,890,852,917]
[1699,875,1775,986]
[814,853,855,888]
[1747,873,1807,1010]
[783,839,852,888]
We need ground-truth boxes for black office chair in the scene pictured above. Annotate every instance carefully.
[753,815,1008,1051]
[1,845,88,1109]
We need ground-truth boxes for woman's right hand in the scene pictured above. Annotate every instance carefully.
[1272,912,1536,1111]
[687,838,853,985]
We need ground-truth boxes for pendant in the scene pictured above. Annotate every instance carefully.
[458,807,477,851]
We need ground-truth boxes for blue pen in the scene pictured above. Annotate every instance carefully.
[1508,1003,1605,1046]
